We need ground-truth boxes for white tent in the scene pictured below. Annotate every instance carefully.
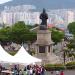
[13,46,42,64]
[0,45,42,65]
[0,45,14,63]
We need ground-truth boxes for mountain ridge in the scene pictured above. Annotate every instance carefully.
[0,0,75,11]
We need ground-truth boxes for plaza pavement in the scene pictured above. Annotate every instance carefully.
[46,70,75,75]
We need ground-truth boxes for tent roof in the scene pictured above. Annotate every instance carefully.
[0,45,14,63]
[0,45,42,64]
[14,46,42,64]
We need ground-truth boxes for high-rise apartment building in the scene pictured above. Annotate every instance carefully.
[1,11,40,26]
[67,11,74,24]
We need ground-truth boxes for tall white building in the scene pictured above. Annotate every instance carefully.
[1,11,14,26]
[1,6,75,29]
[67,11,74,24]
[1,11,40,26]
[1,5,40,26]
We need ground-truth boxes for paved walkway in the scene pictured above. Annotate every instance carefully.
[46,70,75,75]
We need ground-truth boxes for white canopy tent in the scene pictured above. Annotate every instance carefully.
[0,45,42,65]
[0,45,14,63]
[13,46,42,64]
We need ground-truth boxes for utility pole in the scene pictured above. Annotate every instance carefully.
[63,50,66,65]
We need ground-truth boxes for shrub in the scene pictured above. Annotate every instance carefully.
[44,64,54,71]
[44,64,65,71]
[54,64,65,70]
[66,62,75,69]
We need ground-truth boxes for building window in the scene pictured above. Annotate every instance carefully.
[39,46,45,53]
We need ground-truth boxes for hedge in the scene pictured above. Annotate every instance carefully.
[66,62,75,69]
[44,64,65,71]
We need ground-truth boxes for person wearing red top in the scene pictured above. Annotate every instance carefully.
[60,71,64,75]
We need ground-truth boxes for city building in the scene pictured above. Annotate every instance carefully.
[1,11,40,26]
[67,11,74,24]
[0,5,75,29]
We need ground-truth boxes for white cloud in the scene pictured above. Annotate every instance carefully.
[0,0,12,4]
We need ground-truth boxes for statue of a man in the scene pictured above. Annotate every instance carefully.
[40,8,48,30]
[40,8,48,25]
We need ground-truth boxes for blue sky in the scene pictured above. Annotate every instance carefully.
[0,0,12,4]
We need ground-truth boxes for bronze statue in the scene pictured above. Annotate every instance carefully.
[40,8,48,30]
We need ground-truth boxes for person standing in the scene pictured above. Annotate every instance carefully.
[23,67,27,75]
[36,67,41,75]
[19,69,23,75]
[56,70,60,75]
[0,64,2,74]
[41,66,45,75]
[29,67,33,75]
[60,71,64,75]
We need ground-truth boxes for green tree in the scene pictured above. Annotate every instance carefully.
[0,21,37,55]
[0,21,37,45]
[0,27,11,44]
[50,28,64,44]
[66,39,75,57]
[68,22,75,35]
[67,39,75,49]
[11,21,29,44]
[10,21,37,52]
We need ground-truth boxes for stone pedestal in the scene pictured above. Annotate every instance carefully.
[35,29,60,64]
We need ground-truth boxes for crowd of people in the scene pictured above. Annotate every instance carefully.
[0,64,46,75]
[0,64,65,75]
[13,65,46,75]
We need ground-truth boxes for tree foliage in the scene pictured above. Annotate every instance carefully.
[0,27,11,43]
[0,21,64,45]
[50,28,64,44]
[0,21,37,45]
[66,39,75,57]
[68,22,75,35]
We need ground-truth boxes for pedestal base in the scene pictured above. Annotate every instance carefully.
[35,29,60,64]
[35,53,60,64]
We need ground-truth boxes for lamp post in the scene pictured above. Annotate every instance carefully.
[63,50,66,65]
[61,39,66,65]
[63,46,68,65]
